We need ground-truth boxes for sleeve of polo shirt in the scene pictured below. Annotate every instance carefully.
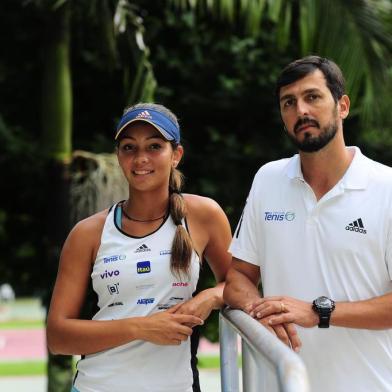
[229,172,261,266]
[386,209,392,281]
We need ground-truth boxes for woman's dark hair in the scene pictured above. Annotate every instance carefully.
[122,102,193,279]
[275,56,346,104]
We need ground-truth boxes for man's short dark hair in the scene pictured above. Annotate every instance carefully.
[275,56,346,104]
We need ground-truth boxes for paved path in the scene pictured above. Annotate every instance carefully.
[0,370,225,392]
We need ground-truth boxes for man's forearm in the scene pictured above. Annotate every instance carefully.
[331,292,392,329]
[223,268,261,310]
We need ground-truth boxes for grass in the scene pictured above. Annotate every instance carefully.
[0,320,44,330]
[0,361,46,376]
[0,355,229,376]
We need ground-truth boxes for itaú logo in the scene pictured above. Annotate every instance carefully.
[264,211,295,221]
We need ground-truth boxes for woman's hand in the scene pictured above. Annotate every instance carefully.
[173,289,219,325]
[139,304,204,345]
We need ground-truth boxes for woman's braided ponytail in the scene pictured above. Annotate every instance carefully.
[169,167,193,279]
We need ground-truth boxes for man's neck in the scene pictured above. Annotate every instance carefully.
[299,136,354,201]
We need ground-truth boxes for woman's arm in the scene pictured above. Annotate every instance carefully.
[173,195,232,320]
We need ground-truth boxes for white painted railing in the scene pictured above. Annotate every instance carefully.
[219,307,310,392]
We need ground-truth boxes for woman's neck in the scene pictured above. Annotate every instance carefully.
[123,189,170,221]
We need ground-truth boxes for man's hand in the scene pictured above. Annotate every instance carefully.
[248,296,319,328]
[244,298,302,352]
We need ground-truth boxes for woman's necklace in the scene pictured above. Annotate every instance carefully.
[121,202,167,223]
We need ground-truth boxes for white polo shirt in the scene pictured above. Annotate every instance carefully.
[230,147,392,392]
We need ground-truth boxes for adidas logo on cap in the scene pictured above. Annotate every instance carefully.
[345,218,367,234]
[135,244,151,253]
[136,110,152,120]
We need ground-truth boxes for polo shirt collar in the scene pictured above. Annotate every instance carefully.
[284,146,369,189]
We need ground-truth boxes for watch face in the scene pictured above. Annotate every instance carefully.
[316,296,332,309]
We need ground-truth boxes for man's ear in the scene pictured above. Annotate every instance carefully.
[338,95,350,120]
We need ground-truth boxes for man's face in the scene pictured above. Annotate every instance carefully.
[279,69,348,152]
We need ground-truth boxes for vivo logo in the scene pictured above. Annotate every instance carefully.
[100,270,120,279]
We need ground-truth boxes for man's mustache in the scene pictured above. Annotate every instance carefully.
[294,117,320,133]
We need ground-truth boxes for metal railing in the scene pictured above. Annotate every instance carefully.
[219,307,310,392]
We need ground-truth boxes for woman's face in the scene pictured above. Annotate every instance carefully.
[117,122,183,193]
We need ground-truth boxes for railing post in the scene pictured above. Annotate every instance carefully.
[219,312,240,392]
[242,340,261,392]
[219,308,310,392]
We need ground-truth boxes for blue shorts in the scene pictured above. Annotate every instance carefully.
[71,387,79,392]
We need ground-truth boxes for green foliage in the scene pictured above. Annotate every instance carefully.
[0,0,392,345]
[0,117,47,296]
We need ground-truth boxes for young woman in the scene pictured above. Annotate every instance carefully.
[46,103,232,392]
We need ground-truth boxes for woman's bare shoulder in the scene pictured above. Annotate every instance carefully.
[183,193,224,218]
[70,208,111,240]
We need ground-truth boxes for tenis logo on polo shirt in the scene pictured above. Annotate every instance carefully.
[264,211,295,221]
[345,218,367,234]
[137,261,151,274]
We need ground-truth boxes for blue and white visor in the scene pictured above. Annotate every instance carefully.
[115,108,180,143]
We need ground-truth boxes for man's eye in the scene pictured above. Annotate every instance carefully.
[308,94,320,101]
[283,99,294,108]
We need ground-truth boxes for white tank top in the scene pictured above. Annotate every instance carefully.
[74,202,200,392]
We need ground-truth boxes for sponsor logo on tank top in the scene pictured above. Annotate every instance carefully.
[108,301,123,307]
[137,261,151,274]
[264,211,296,221]
[137,297,155,305]
[100,270,120,279]
[160,249,172,255]
[107,283,119,295]
[103,254,126,263]
[172,282,189,287]
[136,283,155,291]
[345,218,367,234]
[135,244,151,253]
[158,297,184,310]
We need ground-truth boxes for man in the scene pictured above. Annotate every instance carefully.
[223,56,392,391]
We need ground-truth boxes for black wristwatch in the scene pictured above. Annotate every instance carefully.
[312,296,335,328]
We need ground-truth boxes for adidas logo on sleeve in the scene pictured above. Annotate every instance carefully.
[345,218,367,234]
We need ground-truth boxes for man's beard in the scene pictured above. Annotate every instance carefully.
[287,111,338,153]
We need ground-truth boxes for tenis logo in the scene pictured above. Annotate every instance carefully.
[103,254,126,264]
[172,282,189,287]
[100,270,120,279]
[137,261,151,274]
[264,211,295,221]
[137,298,154,305]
